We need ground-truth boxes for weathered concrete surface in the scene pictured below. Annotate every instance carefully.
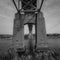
[13,12,36,49]
[37,12,47,48]
[13,13,25,49]
[13,12,60,50]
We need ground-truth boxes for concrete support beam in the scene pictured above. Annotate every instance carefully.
[13,13,25,49]
[37,12,47,48]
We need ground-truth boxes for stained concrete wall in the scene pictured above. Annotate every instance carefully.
[37,12,47,48]
[13,12,60,49]
[13,12,36,49]
[13,13,24,49]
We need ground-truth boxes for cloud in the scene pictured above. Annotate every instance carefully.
[0,0,60,34]
[42,0,60,33]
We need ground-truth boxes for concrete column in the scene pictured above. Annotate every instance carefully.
[13,13,25,49]
[37,12,47,48]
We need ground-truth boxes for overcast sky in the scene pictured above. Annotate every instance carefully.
[0,0,60,35]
